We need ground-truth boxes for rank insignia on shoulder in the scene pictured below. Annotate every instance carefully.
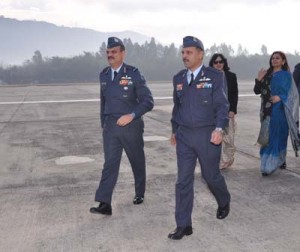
[125,65,137,72]
[175,69,186,77]
[176,84,183,91]
[102,67,110,74]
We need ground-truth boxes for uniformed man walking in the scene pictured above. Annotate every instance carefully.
[168,36,231,240]
[90,37,154,215]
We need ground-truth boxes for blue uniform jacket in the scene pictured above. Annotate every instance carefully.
[171,66,229,133]
[100,63,154,127]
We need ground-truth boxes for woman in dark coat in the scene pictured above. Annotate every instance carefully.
[209,53,238,169]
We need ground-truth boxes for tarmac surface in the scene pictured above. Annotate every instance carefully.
[0,81,299,252]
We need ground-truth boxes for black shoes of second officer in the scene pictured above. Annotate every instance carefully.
[90,202,112,215]
[168,226,193,240]
[168,204,230,240]
[133,196,144,205]
[216,203,230,219]
[90,196,144,215]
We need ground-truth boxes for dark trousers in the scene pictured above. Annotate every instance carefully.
[175,126,231,227]
[95,117,146,204]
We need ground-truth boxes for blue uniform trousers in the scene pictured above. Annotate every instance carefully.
[175,126,231,227]
[95,117,146,204]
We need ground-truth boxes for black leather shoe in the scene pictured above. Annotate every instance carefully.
[216,203,230,219]
[168,226,193,240]
[133,196,144,205]
[90,202,112,215]
[262,172,269,176]
[279,162,286,169]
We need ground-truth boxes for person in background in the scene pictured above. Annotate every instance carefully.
[293,63,300,102]
[90,37,154,215]
[168,36,231,240]
[209,53,238,169]
[254,51,300,176]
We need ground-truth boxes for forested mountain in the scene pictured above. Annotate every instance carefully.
[1,16,299,84]
[0,16,150,64]
[1,38,300,84]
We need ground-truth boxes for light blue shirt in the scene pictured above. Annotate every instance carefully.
[187,64,203,84]
[111,64,123,80]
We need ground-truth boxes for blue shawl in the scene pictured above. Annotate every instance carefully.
[283,78,300,156]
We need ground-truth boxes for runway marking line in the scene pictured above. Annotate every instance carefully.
[0,94,256,105]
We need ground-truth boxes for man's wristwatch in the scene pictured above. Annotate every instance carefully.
[215,127,224,134]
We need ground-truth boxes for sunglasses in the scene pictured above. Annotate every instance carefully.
[214,60,224,64]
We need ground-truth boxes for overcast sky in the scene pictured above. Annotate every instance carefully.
[1,0,299,54]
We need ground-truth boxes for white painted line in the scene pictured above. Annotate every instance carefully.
[154,96,172,100]
[0,99,100,105]
[287,171,300,179]
[155,94,257,99]
[0,94,257,105]
[239,94,257,97]
[55,156,95,165]
[144,136,169,141]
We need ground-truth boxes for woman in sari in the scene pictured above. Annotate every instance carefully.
[254,51,300,176]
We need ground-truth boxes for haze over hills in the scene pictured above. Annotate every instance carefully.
[0,16,151,65]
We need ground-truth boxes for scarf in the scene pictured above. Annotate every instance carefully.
[260,74,272,120]
[283,78,300,156]
[257,75,272,146]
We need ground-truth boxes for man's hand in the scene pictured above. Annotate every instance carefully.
[117,114,134,126]
[210,130,223,145]
[170,134,176,146]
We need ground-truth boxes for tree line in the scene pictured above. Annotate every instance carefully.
[0,38,299,84]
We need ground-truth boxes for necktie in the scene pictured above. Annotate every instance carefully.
[113,71,118,80]
[189,73,194,85]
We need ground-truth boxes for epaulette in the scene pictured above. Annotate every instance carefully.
[125,64,138,72]
[175,69,186,77]
[101,66,110,74]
